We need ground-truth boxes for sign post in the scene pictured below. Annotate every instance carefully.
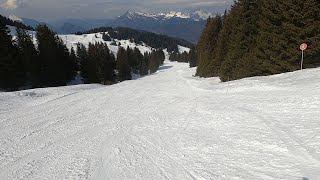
[300,43,307,70]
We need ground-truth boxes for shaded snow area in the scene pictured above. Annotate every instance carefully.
[1,61,320,180]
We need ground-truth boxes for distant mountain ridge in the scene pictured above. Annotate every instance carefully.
[7,10,214,42]
[113,10,213,42]
[119,10,213,21]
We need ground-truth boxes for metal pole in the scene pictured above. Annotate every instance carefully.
[301,50,304,70]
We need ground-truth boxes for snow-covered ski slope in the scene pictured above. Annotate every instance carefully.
[1,61,320,180]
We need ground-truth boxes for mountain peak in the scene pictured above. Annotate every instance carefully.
[159,11,190,19]
[9,14,22,22]
[120,11,158,20]
[191,10,214,21]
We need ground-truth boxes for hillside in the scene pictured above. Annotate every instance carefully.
[75,27,193,52]
[0,61,319,179]
[0,14,33,30]
[7,25,191,54]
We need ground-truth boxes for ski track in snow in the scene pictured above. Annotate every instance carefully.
[1,61,320,180]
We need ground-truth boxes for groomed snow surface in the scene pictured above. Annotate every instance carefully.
[1,61,320,180]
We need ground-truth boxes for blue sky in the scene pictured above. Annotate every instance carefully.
[0,0,233,21]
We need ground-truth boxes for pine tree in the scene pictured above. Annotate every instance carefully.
[195,0,320,82]
[16,28,40,87]
[78,43,116,84]
[189,46,197,68]
[36,25,75,86]
[196,15,223,77]
[301,0,320,68]
[101,43,116,84]
[69,47,79,79]
[127,47,139,73]
[116,47,131,81]
[148,50,163,74]
[139,57,148,76]
[132,47,144,75]
[0,23,24,90]
[211,11,232,76]
[77,43,90,83]
[87,43,104,83]
[141,53,150,75]
[169,52,177,62]
[247,0,297,77]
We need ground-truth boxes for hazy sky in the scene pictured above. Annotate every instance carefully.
[0,0,233,21]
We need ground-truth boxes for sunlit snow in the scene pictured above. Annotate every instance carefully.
[1,59,320,179]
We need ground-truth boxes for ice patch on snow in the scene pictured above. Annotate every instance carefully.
[15,91,46,98]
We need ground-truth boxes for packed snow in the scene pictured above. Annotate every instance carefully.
[1,60,320,179]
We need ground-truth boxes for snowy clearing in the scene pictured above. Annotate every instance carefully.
[0,61,320,180]
[59,33,153,56]
[8,26,161,57]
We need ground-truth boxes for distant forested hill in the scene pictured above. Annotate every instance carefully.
[76,27,193,52]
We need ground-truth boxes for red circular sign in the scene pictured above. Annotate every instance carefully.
[300,43,307,51]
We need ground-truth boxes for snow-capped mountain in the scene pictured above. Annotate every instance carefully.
[8,14,22,22]
[191,10,214,21]
[114,10,212,42]
[159,11,191,19]
[16,10,213,42]
[119,10,213,21]
[120,11,159,20]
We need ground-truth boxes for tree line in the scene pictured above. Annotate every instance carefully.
[77,43,165,83]
[0,23,77,90]
[196,0,320,81]
[169,47,197,68]
[0,23,166,91]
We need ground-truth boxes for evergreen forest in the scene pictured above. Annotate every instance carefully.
[196,0,320,81]
[0,22,165,91]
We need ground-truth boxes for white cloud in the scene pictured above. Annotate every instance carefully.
[0,0,233,20]
[1,0,23,9]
